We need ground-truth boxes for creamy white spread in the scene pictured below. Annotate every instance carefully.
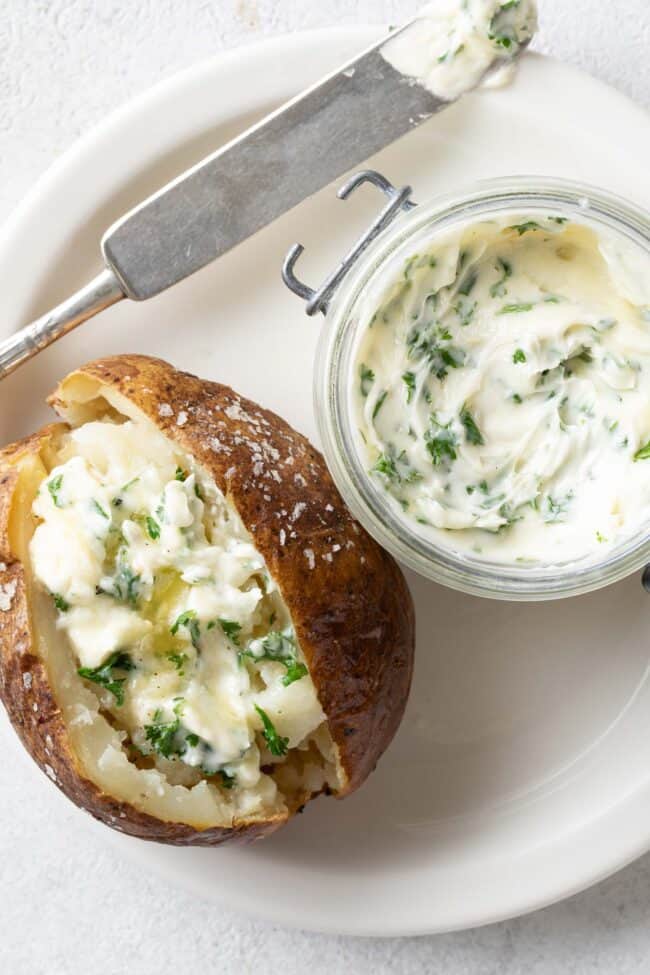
[30,419,325,792]
[381,0,537,101]
[353,216,650,565]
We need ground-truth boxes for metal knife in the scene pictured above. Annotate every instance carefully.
[0,22,519,379]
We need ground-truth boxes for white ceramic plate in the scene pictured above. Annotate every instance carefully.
[2,27,650,937]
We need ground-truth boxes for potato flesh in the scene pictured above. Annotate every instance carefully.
[18,410,340,829]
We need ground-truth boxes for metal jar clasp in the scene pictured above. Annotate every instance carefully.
[282,169,416,316]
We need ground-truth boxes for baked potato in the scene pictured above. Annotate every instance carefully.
[0,355,414,845]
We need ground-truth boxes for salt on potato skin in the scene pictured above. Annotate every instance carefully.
[0,355,414,846]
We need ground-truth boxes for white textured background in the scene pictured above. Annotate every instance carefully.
[1,2,650,972]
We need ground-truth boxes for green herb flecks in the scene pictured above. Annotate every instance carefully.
[634,440,650,461]
[425,418,458,467]
[78,651,134,707]
[407,322,465,381]
[242,630,308,687]
[460,407,484,446]
[91,499,110,520]
[171,610,201,650]
[52,593,70,612]
[167,652,188,676]
[402,371,416,404]
[145,516,160,540]
[47,474,64,508]
[454,296,478,327]
[508,220,542,236]
[98,558,141,608]
[218,618,242,646]
[254,705,289,757]
[544,492,574,523]
[143,701,185,759]
[513,348,527,364]
[498,303,534,315]
[490,257,512,298]
[281,660,309,687]
[372,390,388,420]
[359,364,375,398]
[458,269,478,297]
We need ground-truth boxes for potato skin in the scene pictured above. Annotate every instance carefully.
[0,355,414,844]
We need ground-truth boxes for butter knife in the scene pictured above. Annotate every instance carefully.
[0,22,520,379]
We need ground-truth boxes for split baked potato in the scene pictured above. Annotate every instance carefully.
[0,355,414,845]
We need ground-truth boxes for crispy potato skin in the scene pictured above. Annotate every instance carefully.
[0,355,414,844]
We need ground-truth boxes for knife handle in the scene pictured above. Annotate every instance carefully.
[0,268,125,381]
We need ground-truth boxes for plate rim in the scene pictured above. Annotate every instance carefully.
[2,26,650,937]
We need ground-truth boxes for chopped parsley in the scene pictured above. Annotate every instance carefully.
[167,652,188,675]
[460,407,484,446]
[425,419,458,466]
[241,630,308,687]
[175,467,189,482]
[407,322,465,380]
[78,651,134,707]
[513,348,527,363]
[498,303,534,315]
[281,660,309,687]
[254,704,289,757]
[143,703,185,759]
[402,371,416,404]
[171,610,201,650]
[458,269,478,297]
[372,453,399,481]
[634,440,650,461]
[218,618,242,645]
[359,364,375,398]
[145,516,160,540]
[98,561,141,608]
[490,257,513,298]
[47,474,64,508]
[508,221,542,236]
[91,499,109,520]
[51,592,69,612]
[544,492,574,523]
[372,390,388,420]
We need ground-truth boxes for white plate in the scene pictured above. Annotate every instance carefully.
[2,27,650,937]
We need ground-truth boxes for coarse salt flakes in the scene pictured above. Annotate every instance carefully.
[291,502,306,522]
[176,411,188,427]
[304,548,315,570]
[158,404,173,417]
[0,580,17,612]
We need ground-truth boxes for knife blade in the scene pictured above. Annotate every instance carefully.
[0,21,515,379]
[103,23,443,301]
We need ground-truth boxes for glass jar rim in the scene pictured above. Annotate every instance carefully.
[314,175,650,600]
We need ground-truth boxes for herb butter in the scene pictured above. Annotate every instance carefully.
[353,216,650,566]
[30,417,328,800]
[381,0,537,101]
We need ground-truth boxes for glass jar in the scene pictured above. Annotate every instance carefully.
[285,173,650,600]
